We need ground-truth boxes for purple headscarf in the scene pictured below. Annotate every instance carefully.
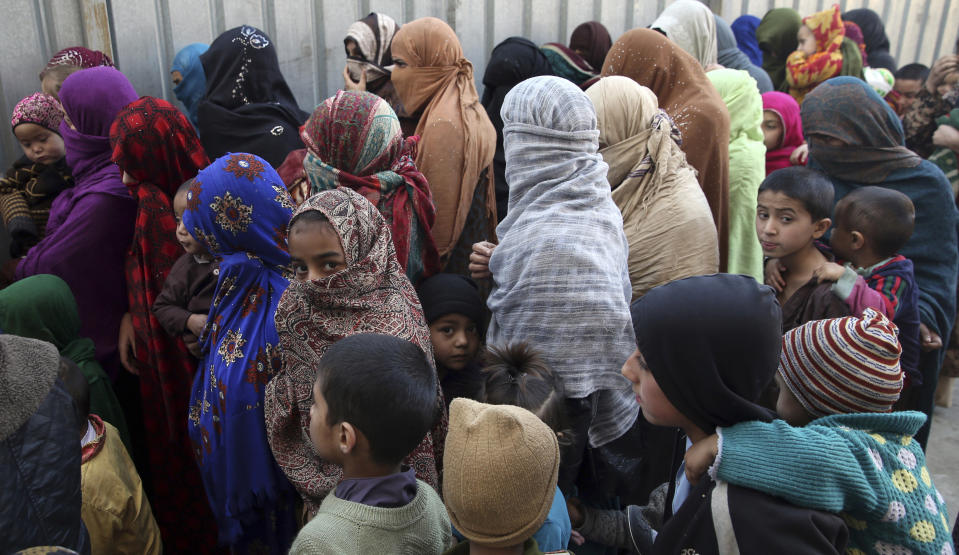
[17,66,138,371]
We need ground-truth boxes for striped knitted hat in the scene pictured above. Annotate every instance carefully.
[779,308,903,417]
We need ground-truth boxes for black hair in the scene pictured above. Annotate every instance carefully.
[317,333,438,466]
[57,357,89,438]
[758,167,835,221]
[481,342,572,447]
[175,178,195,197]
[895,63,930,83]
[289,209,330,231]
[835,186,915,258]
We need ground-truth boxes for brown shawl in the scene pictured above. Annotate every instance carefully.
[602,28,731,270]
[390,17,496,260]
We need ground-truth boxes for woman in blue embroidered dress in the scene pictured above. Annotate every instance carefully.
[183,152,298,552]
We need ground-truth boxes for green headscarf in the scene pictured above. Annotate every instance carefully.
[756,8,801,91]
[839,37,865,80]
[707,68,766,281]
[0,274,130,448]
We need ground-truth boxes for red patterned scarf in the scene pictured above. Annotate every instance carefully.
[786,4,845,103]
[301,90,440,285]
[265,188,445,516]
[108,96,219,553]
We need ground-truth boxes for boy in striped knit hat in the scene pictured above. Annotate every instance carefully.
[685,308,954,555]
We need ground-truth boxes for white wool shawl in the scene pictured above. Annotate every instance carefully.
[487,75,638,448]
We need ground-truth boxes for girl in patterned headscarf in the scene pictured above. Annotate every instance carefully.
[183,153,297,551]
[265,187,444,517]
[1,93,72,258]
[343,13,407,120]
[786,4,846,103]
[108,96,219,553]
[300,90,440,285]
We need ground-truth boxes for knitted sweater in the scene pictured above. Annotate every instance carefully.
[289,479,452,554]
[713,412,953,554]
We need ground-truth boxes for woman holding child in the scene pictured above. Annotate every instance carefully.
[109,96,218,553]
[802,76,959,447]
[183,153,298,551]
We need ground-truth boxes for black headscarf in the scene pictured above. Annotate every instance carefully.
[481,37,553,221]
[842,9,897,72]
[630,274,780,434]
[197,25,309,168]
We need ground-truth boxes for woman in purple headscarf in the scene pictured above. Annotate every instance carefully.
[14,66,137,374]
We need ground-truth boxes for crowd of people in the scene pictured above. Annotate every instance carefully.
[1,2,958,553]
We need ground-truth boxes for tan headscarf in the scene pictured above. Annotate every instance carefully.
[602,28,730,271]
[391,17,496,260]
[587,76,718,301]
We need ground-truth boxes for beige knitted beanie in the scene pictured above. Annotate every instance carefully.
[443,398,560,548]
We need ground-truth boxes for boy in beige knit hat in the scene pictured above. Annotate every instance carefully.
[443,397,569,555]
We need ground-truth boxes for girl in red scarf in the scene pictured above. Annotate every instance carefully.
[109,97,219,553]
[786,4,845,103]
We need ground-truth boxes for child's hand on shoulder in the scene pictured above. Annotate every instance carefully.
[684,433,719,485]
[187,313,208,337]
[790,143,809,165]
[812,262,845,283]
[764,258,786,292]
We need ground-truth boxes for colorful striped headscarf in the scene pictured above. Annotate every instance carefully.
[301,90,440,284]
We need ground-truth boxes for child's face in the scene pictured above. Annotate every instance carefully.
[774,372,813,426]
[14,123,65,165]
[796,25,817,57]
[621,348,686,428]
[288,220,347,281]
[894,78,923,112]
[173,189,208,256]
[762,110,784,151]
[756,190,829,259]
[429,313,480,371]
[309,377,344,464]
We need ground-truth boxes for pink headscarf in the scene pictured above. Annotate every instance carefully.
[762,91,805,175]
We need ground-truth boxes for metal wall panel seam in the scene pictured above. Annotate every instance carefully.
[105,0,119,64]
[524,0,532,38]
[894,0,911,61]
[210,0,225,38]
[594,0,602,21]
[33,0,53,63]
[154,0,174,103]
[932,0,954,62]
[262,0,277,42]
[311,0,326,108]
[559,0,568,45]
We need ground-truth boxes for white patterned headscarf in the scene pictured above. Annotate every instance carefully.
[651,0,719,69]
[487,75,637,447]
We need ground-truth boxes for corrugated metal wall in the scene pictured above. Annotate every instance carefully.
[1,0,956,168]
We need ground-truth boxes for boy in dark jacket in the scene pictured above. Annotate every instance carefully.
[569,275,849,554]
[811,186,921,388]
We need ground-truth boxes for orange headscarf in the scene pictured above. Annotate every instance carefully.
[390,17,496,260]
[601,29,731,270]
[786,4,845,103]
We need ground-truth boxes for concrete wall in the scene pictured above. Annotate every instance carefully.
[1,0,956,167]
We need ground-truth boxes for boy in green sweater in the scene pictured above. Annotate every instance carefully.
[289,333,452,555]
[686,308,954,555]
